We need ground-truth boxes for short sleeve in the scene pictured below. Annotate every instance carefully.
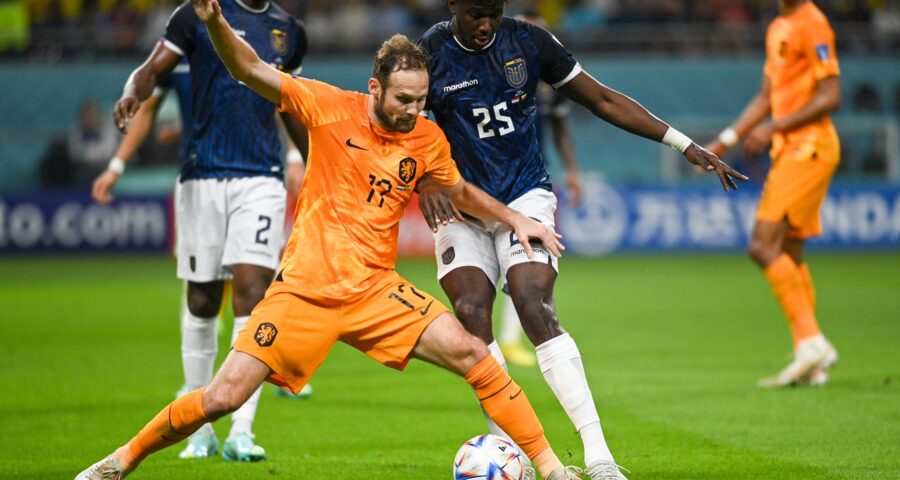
[283,18,307,75]
[526,23,581,89]
[803,22,840,80]
[162,3,198,57]
[423,133,461,187]
[279,74,355,128]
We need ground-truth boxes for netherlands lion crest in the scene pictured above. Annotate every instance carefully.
[504,57,527,88]
[399,157,417,184]
[255,322,278,347]
[271,29,288,56]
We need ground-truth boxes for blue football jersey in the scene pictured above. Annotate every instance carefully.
[163,0,307,181]
[419,17,581,204]
[156,59,192,161]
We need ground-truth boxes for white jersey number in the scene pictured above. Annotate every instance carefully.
[473,102,515,139]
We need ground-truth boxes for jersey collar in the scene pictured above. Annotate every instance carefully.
[451,32,497,53]
[234,0,270,14]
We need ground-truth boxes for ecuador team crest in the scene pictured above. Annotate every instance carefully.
[270,29,288,55]
[399,157,417,184]
[504,57,527,88]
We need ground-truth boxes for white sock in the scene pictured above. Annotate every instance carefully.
[181,306,218,391]
[229,315,260,437]
[499,294,522,345]
[536,333,614,465]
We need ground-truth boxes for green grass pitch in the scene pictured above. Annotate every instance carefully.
[1,253,898,479]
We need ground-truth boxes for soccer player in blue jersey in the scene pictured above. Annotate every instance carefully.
[416,1,747,479]
[111,0,307,463]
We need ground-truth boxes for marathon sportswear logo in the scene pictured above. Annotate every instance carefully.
[346,138,368,150]
[399,157,417,184]
[255,323,278,347]
[271,29,288,55]
[443,79,479,93]
[504,58,527,88]
[442,247,455,265]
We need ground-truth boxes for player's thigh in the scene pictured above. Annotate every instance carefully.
[176,179,230,282]
[222,176,287,273]
[493,189,559,288]
[232,283,340,395]
[434,219,500,289]
[341,271,452,372]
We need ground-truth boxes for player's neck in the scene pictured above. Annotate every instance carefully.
[779,0,808,16]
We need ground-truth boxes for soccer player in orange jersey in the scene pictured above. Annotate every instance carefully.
[706,0,841,388]
[74,1,589,479]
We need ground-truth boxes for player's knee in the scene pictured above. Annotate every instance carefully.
[747,238,776,266]
[516,295,561,342]
[455,333,491,374]
[187,289,221,318]
[452,295,493,340]
[202,387,240,420]
[231,279,268,316]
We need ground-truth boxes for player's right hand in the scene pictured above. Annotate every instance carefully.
[417,177,464,233]
[191,0,221,23]
[113,96,140,133]
[92,170,120,204]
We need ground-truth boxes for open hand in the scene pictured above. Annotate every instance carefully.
[91,170,120,204]
[511,215,564,259]
[684,143,748,191]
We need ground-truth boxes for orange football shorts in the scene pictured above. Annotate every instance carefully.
[232,270,450,394]
[757,135,839,238]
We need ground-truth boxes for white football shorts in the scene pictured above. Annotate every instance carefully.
[434,188,558,288]
[176,176,286,282]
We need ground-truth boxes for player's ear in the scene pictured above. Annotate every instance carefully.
[368,77,381,99]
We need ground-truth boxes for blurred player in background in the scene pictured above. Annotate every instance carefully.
[705,0,841,388]
[416,1,746,478]
[496,9,584,369]
[110,0,308,462]
[90,58,312,401]
[76,6,585,477]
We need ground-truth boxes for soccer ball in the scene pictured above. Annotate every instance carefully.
[453,434,525,480]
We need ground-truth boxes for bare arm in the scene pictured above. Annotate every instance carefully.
[559,71,747,191]
[277,113,306,195]
[743,76,840,156]
[442,179,564,258]
[705,75,771,157]
[191,0,283,104]
[114,43,180,132]
[94,93,165,204]
[548,113,582,205]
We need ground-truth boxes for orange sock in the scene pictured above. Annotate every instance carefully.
[797,263,816,311]
[465,356,558,476]
[764,255,820,347]
[118,388,211,469]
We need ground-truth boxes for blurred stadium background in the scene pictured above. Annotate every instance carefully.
[0,1,898,479]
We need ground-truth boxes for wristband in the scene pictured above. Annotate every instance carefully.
[286,148,303,165]
[662,127,693,153]
[717,127,739,148]
[108,157,125,175]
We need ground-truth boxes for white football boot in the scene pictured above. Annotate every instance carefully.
[758,334,838,388]
[585,460,629,480]
[547,465,585,480]
[74,455,126,480]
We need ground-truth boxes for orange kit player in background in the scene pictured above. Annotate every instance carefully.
[706,0,841,388]
[75,0,586,479]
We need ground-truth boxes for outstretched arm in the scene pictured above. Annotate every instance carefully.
[548,113,582,205]
[441,179,564,259]
[559,71,747,191]
[190,0,284,104]
[94,93,165,204]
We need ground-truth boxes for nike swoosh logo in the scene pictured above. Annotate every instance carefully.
[346,138,368,150]
[509,388,522,400]
[419,300,434,316]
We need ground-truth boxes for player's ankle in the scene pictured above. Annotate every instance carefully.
[114,444,139,472]
[532,447,562,479]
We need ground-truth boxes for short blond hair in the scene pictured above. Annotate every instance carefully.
[372,34,429,87]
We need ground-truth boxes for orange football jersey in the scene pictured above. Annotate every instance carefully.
[764,1,840,156]
[277,74,461,303]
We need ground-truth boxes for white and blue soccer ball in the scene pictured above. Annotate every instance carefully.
[453,434,525,480]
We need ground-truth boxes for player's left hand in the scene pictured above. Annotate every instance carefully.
[510,214,564,259]
[743,121,775,156]
[683,143,748,192]
[565,170,583,206]
[284,161,305,196]
[417,177,464,232]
